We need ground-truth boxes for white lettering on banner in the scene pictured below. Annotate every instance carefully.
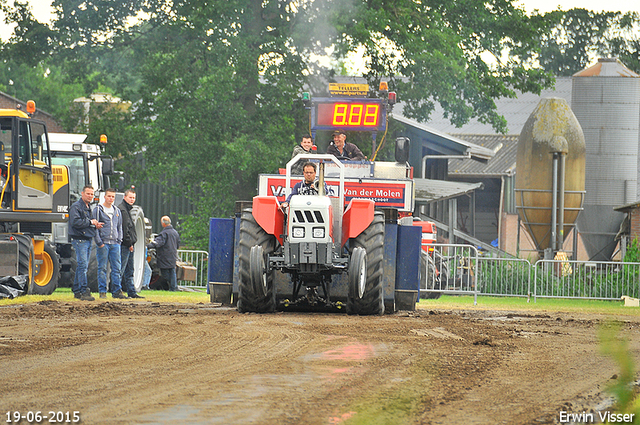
[270,185,286,197]
[375,189,401,198]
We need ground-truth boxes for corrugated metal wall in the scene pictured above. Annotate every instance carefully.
[135,181,195,234]
[572,58,640,260]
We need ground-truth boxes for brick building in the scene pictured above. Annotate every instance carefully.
[0,91,64,132]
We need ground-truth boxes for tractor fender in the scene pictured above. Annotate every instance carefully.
[341,198,375,247]
[252,196,285,246]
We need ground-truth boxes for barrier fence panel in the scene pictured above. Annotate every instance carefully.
[534,259,640,301]
[421,243,479,304]
[419,246,640,302]
[178,250,209,288]
[477,258,532,298]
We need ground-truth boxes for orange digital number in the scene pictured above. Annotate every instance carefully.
[333,104,349,126]
[363,105,379,126]
[348,104,363,126]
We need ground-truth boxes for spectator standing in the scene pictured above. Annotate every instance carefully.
[68,185,102,301]
[92,188,128,299]
[118,188,144,298]
[147,216,181,292]
[290,135,316,175]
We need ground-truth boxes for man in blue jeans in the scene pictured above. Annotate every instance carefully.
[147,216,180,291]
[92,188,128,299]
[69,186,103,301]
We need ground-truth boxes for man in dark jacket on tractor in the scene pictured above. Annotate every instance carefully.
[147,216,181,291]
[118,188,144,298]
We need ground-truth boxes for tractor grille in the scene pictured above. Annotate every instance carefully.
[18,222,52,235]
[293,210,325,223]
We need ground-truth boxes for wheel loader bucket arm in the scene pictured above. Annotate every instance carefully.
[252,196,285,246]
[341,198,375,247]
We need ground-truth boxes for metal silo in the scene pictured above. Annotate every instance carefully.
[515,98,586,254]
[572,58,640,260]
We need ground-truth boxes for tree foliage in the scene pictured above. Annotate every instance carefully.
[330,0,555,132]
[538,9,640,76]
[2,0,638,247]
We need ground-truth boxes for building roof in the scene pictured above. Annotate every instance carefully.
[414,178,484,204]
[448,134,519,178]
[416,77,572,135]
[614,201,640,213]
[391,112,496,161]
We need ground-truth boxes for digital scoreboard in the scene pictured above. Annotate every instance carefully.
[311,98,386,132]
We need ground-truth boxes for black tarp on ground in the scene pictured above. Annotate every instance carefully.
[0,275,28,299]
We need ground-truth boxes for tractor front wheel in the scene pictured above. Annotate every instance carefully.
[237,209,277,313]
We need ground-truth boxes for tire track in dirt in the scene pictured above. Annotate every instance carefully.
[2,302,639,425]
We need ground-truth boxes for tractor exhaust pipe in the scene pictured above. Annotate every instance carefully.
[318,161,325,196]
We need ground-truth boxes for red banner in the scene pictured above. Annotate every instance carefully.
[258,175,413,211]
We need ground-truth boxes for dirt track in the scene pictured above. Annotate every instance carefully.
[1,300,639,424]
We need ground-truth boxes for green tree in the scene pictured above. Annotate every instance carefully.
[2,0,568,246]
[329,0,555,133]
[538,9,640,76]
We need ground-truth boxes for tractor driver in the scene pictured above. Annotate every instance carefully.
[280,162,326,210]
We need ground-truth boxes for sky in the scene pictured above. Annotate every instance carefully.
[0,0,637,40]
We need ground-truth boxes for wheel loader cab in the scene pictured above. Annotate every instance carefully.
[0,112,53,211]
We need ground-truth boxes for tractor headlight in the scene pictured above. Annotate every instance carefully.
[313,227,325,238]
[292,227,305,238]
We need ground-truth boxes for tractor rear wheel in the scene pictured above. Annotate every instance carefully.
[348,211,384,315]
[237,209,277,313]
[31,242,60,295]
[130,206,147,293]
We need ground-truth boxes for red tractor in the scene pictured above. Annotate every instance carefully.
[236,155,385,315]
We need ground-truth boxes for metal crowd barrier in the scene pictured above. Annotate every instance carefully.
[534,259,640,301]
[178,249,209,288]
[420,243,479,304]
[477,257,533,298]
[419,244,640,302]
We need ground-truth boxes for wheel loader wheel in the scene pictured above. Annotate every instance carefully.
[87,244,100,293]
[15,234,34,294]
[348,211,384,315]
[59,254,76,288]
[237,209,276,313]
[32,242,60,295]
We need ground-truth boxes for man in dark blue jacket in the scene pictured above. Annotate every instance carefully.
[68,185,103,301]
[147,216,180,291]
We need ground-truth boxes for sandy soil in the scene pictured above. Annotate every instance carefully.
[1,300,639,425]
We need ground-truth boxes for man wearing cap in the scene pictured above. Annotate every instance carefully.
[326,130,365,161]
